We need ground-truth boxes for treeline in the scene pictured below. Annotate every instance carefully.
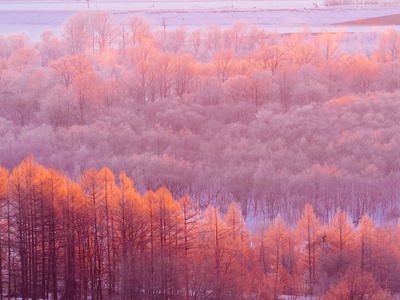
[1,14,400,222]
[324,0,398,5]
[0,156,399,300]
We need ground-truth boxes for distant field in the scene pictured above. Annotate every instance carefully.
[0,0,325,10]
[0,0,399,40]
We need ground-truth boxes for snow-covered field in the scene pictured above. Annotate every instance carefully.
[0,0,399,41]
[1,0,326,11]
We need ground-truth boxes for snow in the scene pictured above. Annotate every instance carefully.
[1,0,325,11]
[0,0,399,41]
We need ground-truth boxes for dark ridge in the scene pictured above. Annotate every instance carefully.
[333,13,400,25]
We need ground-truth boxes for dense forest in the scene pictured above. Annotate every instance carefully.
[0,156,399,300]
[1,12,400,224]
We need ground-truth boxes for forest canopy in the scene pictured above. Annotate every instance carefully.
[0,13,400,223]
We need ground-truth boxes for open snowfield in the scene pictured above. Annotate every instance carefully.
[0,0,400,41]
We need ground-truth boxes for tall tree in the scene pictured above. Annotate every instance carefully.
[0,166,9,300]
[297,203,322,295]
[179,195,200,300]
[80,168,103,300]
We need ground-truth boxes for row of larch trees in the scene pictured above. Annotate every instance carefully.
[0,156,400,299]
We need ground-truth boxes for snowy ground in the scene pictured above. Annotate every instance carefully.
[0,0,399,41]
[0,0,326,11]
